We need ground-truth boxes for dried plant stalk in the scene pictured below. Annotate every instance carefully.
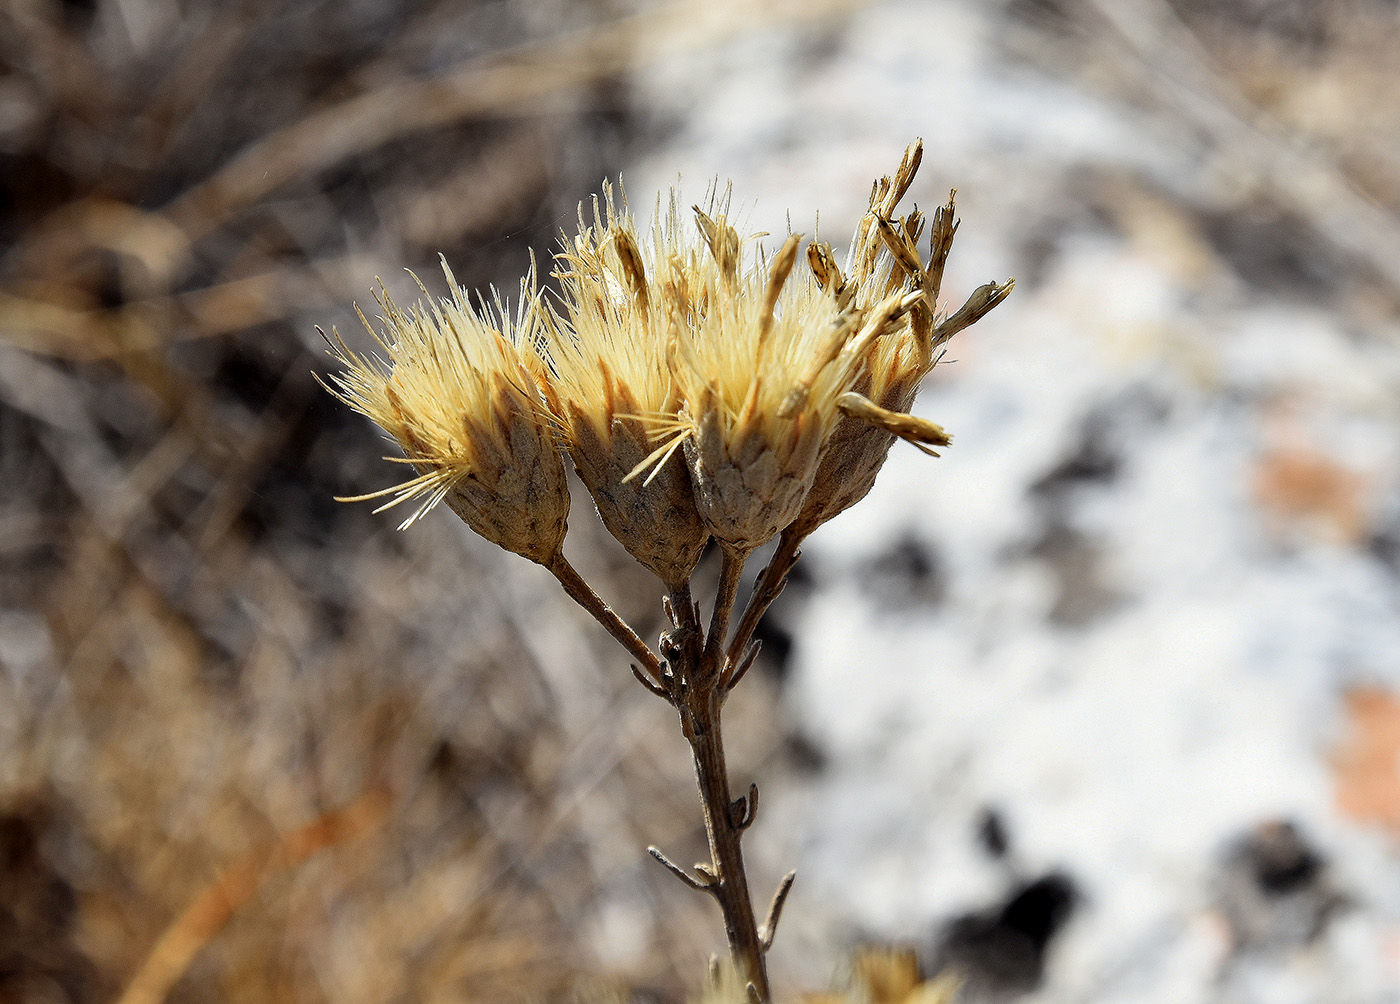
[324,140,1010,1000]
[116,787,390,1004]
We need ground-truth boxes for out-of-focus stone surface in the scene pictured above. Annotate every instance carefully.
[623,1,1400,1000]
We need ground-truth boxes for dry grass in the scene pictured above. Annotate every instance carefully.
[1005,0,1400,316]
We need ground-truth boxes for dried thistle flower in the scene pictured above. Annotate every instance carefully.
[607,147,1004,556]
[789,141,1014,538]
[540,187,709,589]
[320,261,570,565]
[627,196,861,557]
[800,946,959,1004]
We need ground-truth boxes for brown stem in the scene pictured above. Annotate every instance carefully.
[704,545,747,679]
[680,682,770,1000]
[614,557,781,998]
[759,870,797,952]
[547,552,664,683]
[726,528,804,675]
[664,582,704,693]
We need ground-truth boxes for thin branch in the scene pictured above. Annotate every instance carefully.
[726,528,803,670]
[759,871,797,953]
[724,640,761,694]
[648,845,716,894]
[704,545,747,675]
[630,662,671,700]
[547,552,664,681]
[729,782,759,831]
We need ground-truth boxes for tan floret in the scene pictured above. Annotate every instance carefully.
[656,208,848,555]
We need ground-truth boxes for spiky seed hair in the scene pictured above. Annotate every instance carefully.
[650,202,853,552]
[545,183,685,430]
[322,140,1014,564]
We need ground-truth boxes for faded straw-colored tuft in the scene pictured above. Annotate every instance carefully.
[632,190,901,556]
[544,145,1011,556]
[321,260,570,564]
[324,141,1012,567]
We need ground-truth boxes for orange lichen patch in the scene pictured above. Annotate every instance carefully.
[1332,688,1400,836]
[1251,447,1370,546]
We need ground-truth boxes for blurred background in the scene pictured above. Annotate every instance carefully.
[4,1,1400,1002]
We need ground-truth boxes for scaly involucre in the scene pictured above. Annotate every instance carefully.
[324,141,1012,564]
[321,260,570,564]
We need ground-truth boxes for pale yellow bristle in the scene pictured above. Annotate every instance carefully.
[545,183,685,427]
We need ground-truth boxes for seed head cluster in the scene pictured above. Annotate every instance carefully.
[323,141,1012,576]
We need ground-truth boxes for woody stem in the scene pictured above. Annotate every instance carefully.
[705,545,747,674]
[727,527,804,670]
[646,555,773,998]
[680,678,770,1001]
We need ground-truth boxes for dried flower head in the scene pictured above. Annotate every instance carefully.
[789,141,1014,537]
[557,146,1006,557]
[639,193,897,556]
[321,261,570,565]
[324,141,1009,575]
[540,187,709,589]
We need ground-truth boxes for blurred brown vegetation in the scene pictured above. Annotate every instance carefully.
[0,1,778,1001]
